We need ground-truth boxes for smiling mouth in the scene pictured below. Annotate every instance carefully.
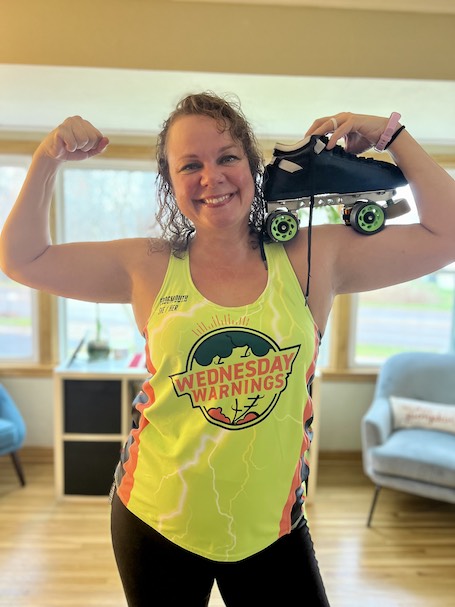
[199,193,234,205]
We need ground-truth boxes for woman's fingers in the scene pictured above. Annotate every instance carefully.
[39,116,109,162]
[305,112,391,153]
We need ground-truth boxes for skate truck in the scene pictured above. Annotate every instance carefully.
[262,135,411,242]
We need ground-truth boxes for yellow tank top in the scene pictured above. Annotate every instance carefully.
[115,242,320,561]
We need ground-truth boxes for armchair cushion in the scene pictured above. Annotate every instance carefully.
[370,428,455,490]
[390,396,455,435]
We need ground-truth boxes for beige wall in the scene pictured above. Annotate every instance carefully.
[2,0,455,81]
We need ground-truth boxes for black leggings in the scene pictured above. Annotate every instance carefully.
[111,493,330,607]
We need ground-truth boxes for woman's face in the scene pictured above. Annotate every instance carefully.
[166,114,255,235]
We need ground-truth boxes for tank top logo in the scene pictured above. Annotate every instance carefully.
[171,327,300,430]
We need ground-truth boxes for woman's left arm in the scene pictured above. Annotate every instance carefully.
[387,128,455,240]
[306,113,455,295]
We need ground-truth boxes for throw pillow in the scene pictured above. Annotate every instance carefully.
[390,396,455,435]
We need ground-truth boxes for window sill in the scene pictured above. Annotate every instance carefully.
[0,364,55,378]
[320,367,379,382]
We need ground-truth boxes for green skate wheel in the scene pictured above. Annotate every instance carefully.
[350,202,385,235]
[265,210,299,242]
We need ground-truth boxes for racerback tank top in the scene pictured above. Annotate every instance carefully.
[115,241,320,561]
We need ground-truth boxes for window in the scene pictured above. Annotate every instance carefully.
[0,158,38,362]
[1,145,454,376]
[352,174,455,367]
[56,160,158,362]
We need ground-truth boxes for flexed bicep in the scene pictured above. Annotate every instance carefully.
[0,116,111,292]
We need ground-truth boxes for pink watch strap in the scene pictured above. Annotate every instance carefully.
[375,112,401,152]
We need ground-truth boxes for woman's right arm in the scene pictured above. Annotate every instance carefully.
[0,117,144,303]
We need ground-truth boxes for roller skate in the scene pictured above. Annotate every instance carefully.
[262,135,410,241]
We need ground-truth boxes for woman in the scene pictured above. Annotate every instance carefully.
[1,93,455,606]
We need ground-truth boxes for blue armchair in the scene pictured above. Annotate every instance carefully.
[361,352,455,526]
[0,383,26,486]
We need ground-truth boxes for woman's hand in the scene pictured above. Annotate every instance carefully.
[35,116,109,163]
[305,112,394,155]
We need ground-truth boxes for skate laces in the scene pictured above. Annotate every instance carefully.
[324,138,376,164]
[305,144,317,304]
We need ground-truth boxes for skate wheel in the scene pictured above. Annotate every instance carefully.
[265,210,299,242]
[342,206,352,226]
[350,202,385,235]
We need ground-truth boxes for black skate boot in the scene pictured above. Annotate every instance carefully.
[263,135,410,239]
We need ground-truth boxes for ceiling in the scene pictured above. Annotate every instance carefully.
[1,64,454,149]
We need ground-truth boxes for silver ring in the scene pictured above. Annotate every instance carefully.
[330,117,338,131]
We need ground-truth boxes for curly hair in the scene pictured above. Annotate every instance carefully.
[155,92,265,254]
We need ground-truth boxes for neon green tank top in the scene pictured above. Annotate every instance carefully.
[115,242,320,562]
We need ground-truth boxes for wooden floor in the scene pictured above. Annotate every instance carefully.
[1,451,454,607]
